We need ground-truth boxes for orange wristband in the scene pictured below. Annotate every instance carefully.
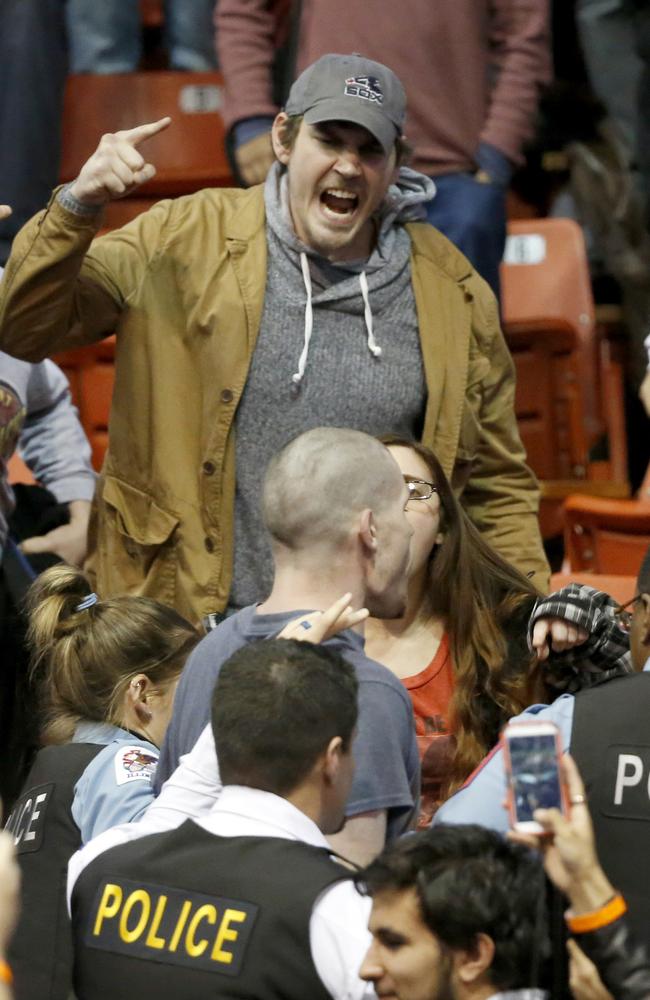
[567,893,627,934]
[0,959,13,985]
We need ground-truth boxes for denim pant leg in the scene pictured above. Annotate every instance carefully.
[165,0,218,70]
[0,0,68,266]
[425,173,507,300]
[65,0,141,73]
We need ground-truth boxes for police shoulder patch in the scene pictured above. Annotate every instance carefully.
[113,745,159,786]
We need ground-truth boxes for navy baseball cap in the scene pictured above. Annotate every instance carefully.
[285,53,407,154]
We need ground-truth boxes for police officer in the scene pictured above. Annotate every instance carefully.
[70,640,374,1000]
[5,564,198,1000]
[436,544,650,943]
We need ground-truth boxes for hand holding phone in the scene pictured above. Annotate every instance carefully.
[502,720,568,833]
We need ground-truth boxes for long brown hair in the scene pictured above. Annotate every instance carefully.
[25,565,200,745]
[381,436,542,793]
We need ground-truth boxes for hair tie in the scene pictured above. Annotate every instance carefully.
[75,593,98,612]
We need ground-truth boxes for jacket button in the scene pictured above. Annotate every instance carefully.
[202,461,215,475]
[220,388,234,403]
[204,536,215,553]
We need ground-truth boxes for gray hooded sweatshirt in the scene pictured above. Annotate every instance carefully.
[230,163,435,609]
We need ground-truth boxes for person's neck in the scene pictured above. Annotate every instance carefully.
[284,783,329,832]
[458,980,501,1000]
[368,566,430,637]
[258,564,367,635]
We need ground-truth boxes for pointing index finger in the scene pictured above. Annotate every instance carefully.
[118,117,172,147]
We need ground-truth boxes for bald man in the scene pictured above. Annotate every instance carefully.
[154,427,420,866]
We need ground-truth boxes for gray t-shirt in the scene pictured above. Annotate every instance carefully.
[157,605,420,840]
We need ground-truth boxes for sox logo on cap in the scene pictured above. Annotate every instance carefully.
[344,76,384,104]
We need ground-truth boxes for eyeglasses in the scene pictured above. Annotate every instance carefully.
[404,478,438,505]
[614,594,643,633]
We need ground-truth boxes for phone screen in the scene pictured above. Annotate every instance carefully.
[508,732,563,823]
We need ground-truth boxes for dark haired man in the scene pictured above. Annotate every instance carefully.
[0,52,548,627]
[359,824,548,1000]
[437,544,650,943]
[70,640,375,1000]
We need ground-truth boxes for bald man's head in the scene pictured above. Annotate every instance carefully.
[263,428,402,548]
[262,428,413,617]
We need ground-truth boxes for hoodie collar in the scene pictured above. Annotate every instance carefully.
[264,161,435,273]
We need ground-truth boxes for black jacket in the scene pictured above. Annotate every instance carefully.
[578,915,650,1000]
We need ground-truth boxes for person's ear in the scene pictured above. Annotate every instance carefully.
[322,736,344,785]
[126,674,153,724]
[453,932,494,987]
[389,143,402,185]
[271,112,292,165]
[359,509,378,556]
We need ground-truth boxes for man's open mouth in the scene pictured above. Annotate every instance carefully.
[320,188,359,216]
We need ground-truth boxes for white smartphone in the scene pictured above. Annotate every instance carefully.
[501,720,567,833]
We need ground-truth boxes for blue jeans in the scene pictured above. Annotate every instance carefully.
[425,172,507,301]
[65,0,218,73]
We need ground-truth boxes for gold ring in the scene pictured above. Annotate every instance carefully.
[570,794,586,805]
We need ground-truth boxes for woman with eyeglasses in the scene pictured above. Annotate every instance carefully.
[363,436,624,827]
[4,564,199,1000]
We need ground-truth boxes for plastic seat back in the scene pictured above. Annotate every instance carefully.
[54,339,116,471]
[60,71,233,196]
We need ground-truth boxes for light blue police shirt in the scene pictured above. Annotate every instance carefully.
[434,659,650,833]
[71,721,159,844]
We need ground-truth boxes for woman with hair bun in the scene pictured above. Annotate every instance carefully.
[5,564,199,1000]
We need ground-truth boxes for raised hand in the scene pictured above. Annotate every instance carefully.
[508,754,615,912]
[68,117,172,207]
[277,593,369,643]
[235,131,274,186]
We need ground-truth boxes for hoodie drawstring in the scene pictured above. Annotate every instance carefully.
[359,271,383,360]
[292,252,382,385]
[292,253,315,385]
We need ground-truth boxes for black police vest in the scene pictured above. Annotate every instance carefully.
[72,820,353,1000]
[571,672,650,943]
[5,742,103,1000]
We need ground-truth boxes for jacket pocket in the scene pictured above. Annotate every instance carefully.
[96,475,179,603]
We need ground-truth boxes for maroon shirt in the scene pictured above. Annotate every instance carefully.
[216,0,551,176]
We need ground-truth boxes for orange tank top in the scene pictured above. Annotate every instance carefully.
[401,633,456,827]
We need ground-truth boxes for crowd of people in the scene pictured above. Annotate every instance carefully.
[1,3,650,999]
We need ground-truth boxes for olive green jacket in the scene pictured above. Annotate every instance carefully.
[0,185,549,622]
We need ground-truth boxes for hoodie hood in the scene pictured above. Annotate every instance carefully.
[264,161,435,273]
[263,161,433,385]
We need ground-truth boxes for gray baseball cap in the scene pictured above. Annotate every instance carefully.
[285,53,406,155]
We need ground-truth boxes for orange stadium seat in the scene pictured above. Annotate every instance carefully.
[501,217,629,537]
[54,338,116,471]
[562,493,650,576]
[550,571,636,605]
[60,70,233,201]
